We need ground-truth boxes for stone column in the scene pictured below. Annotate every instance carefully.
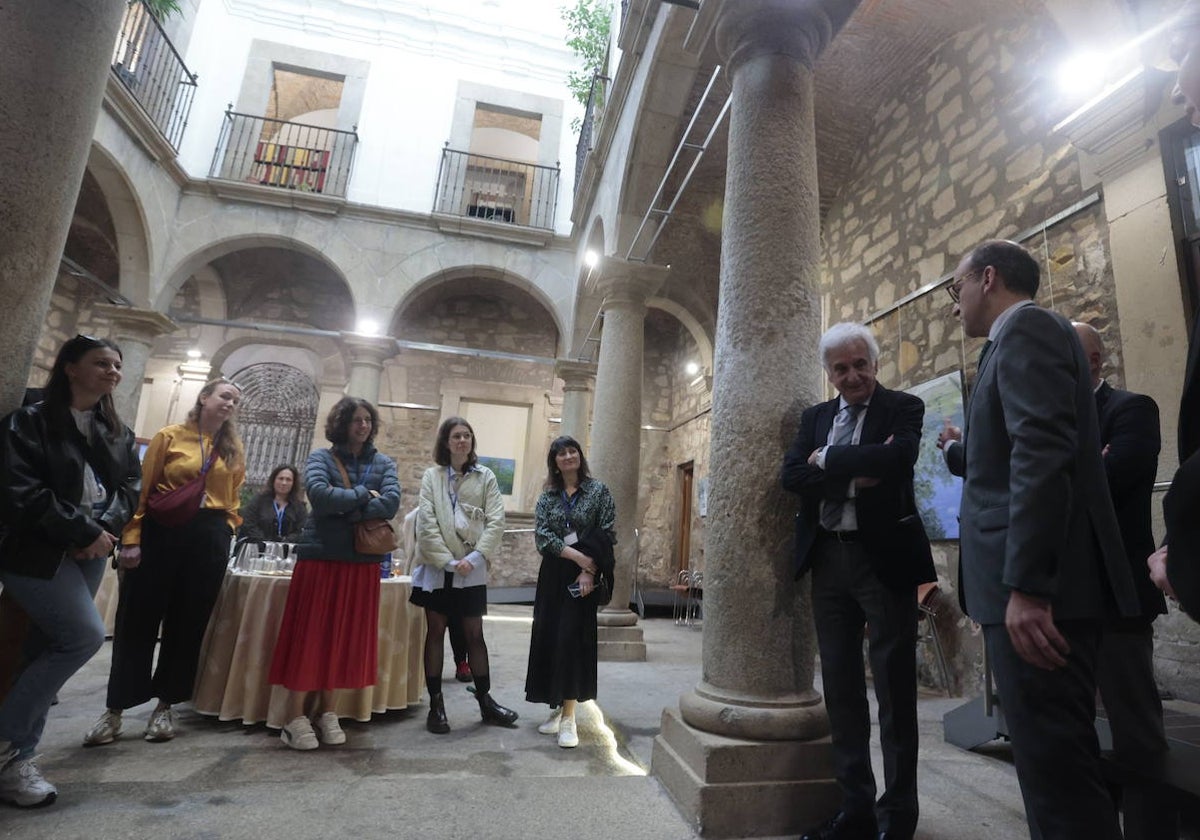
[588,258,667,661]
[95,304,176,427]
[342,334,399,405]
[0,0,128,414]
[554,359,597,447]
[651,2,859,837]
[167,360,213,426]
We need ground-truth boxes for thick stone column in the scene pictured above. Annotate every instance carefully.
[588,258,667,661]
[342,334,399,405]
[95,304,176,427]
[167,360,213,426]
[651,2,859,837]
[0,0,128,414]
[554,359,597,447]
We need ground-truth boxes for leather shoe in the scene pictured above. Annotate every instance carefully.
[477,693,519,727]
[799,811,877,840]
[877,833,913,840]
[426,692,450,734]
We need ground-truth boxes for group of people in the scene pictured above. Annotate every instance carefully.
[787,237,1194,840]
[0,342,617,805]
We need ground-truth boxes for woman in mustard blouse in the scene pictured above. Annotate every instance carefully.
[84,378,245,746]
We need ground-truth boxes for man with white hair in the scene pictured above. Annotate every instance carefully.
[782,321,935,840]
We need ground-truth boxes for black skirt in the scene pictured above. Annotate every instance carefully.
[524,552,598,705]
[409,570,488,617]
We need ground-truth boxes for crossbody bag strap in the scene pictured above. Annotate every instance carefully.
[329,449,353,489]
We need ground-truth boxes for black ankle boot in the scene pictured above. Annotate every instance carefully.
[426,692,450,734]
[477,693,519,727]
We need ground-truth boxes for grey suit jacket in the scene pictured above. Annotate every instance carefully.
[947,305,1139,625]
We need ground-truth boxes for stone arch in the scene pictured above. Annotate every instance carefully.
[647,297,713,375]
[229,361,321,488]
[85,143,153,306]
[211,335,346,385]
[154,235,354,315]
[393,265,566,355]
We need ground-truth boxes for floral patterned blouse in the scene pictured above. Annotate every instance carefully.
[533,478,617,557]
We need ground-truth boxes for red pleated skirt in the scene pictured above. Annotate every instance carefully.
[268,559,379,692]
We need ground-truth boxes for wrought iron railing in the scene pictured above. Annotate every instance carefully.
[574,65,608,194]
[110,0,197,150]
[433,145,560,230]
[209,108,359,198]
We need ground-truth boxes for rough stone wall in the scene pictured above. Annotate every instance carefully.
[28,272,109,388]
[820,19,1131,695]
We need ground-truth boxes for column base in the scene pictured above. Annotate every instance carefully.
[652,706,839,838]
[597,624,647,661]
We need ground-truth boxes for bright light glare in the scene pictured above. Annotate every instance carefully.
[584,250,600,268]
[685,361,700,376]
[357,319,380,336]
[1057,52,1106,97]
[186,348,203,359]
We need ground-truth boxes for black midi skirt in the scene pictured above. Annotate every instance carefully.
[524,552,599,705]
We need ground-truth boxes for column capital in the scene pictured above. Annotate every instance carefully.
[595,257,669,305]
[94,303,177,343]
[340,332,399,366]
[714,0,859,72]
[177,360,212,382]
[554,359,597,392]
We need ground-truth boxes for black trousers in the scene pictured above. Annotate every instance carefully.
[984,620,1122,840]
[107,510,232,709]
[1096,621,1177,840]
[810,536,919,836]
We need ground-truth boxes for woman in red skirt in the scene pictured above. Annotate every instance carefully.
[268,397,400,750]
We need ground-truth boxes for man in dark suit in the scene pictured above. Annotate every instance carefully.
[1073,321,1175,840]
[782,322,935,840]
[937,240,1138,840]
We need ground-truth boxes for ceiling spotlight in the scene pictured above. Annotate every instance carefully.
[186,348,203,359]
[1057,51,1106,97]
[685,361,700,376]
[357,319,380,336]
[584,250,599,268]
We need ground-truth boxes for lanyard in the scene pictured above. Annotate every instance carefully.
[447,465,462,510]
[272,501,286,537]
[561,489,580,526]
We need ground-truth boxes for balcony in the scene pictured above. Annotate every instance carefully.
[110,0,197,151]
[208,109,358,208]
[433,146,560,235]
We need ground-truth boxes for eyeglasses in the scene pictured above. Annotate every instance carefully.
[946,270,981,304]
[74,333,103,346]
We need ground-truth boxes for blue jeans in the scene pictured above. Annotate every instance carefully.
[0,556,106,757]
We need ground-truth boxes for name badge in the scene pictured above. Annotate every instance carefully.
[564,531,579,546]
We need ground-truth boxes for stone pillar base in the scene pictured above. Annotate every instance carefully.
[597,625,647,661]
[651,707,838,838]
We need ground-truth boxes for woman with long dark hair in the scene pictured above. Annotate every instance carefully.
[410,416,517,733]
[269,397,400,750]
[525,435,615,749]
[239,464,307,542]
[84,378,245,747]
[0,335,141,806]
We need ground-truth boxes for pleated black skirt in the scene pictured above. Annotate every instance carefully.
[524,552,598,705]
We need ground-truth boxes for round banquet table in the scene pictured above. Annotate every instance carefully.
[192,571,425,728]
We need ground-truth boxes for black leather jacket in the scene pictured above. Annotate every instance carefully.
[0,402,142,579]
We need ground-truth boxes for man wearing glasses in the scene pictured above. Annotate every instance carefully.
[937,240,1138,840]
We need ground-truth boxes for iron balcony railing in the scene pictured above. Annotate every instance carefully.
[434,145,560,231]
[209,108,359,198]
[574,65,608,194]
[110,0,197,150]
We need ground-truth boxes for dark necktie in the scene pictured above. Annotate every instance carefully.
[977,339,994,369]
[821,403,865,531]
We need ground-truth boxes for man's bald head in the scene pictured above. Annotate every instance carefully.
[1072,321,1104,388]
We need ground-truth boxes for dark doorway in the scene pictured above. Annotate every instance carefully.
[676,461,694,575]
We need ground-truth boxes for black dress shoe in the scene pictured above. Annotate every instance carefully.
[477,693,519,727]
[877,833,914,840]
[799,811,878,840]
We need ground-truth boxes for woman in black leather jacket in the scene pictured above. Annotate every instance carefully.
[0,335,141,808]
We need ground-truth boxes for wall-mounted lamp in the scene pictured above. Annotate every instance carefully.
[584,250,600,268]
[684,361,700,376]
[357,318,380,336]
[186,348,203,360]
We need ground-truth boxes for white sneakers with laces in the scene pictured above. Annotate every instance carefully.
[314,712,346,745]
[281,716,319,750]
[0,755,57,808]
[537,708,562,735]
[83,709,122,746]
[144,707,175,742]
[557,716,579,749]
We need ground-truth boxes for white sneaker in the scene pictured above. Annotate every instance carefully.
[537,708,562,735]
[314,712,346,745]
[557,716,579,749]
[281,716,319,751]
[0,756,57,808]
[144,707,175,742]
[83,710,122,746]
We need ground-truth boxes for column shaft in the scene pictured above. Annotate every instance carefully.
[554,359,597,449]
[0,1,127,413]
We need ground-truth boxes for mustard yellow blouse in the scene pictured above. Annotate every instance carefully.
[122,423,245,545]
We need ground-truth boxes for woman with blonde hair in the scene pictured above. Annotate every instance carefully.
[84,378,245,746]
